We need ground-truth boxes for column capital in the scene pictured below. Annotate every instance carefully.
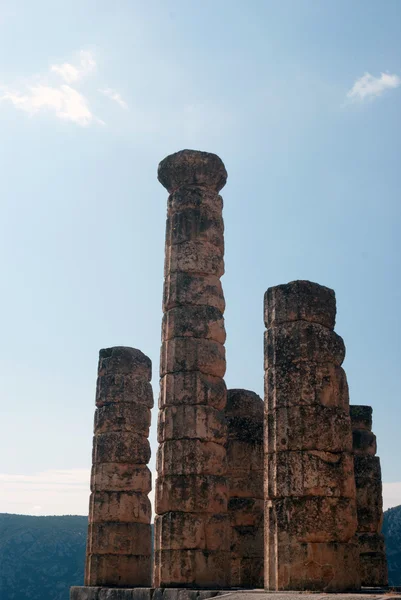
[158,149,227,193]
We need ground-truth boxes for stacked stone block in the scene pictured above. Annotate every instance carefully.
[264,280,360,591]
[350,405,388,587]
[85,346,153,587]
[226,389,264,588]
[154,150,230,588]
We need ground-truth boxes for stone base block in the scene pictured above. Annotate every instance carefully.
[84,554,151,587]
[230,557,264,588]
[154,549,230,588]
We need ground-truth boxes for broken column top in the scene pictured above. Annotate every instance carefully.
[350,405,373,431]
[264,279,336,330]
[158,149,227,193]
[98,346,152,381]
[226,389,263,441]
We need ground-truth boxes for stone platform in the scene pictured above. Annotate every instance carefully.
[70,588,401,600]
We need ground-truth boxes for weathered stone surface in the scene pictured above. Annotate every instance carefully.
[352,429,377,455]
[226,440,263,473]
[93,432,151,465]
[358,533,388,587]
[89,491,151,524]
[165,241,224,278]
[264,322,345,370]
[265,451,356,499]
[162,306,225,344]
[158,149,227,193]
[167,188,224,219]
[155,475,227,514]
[265,406,353,453]
[157,405,226,444]
[154,513,230,551]
[228,471,263,499]
[354,454,381,480]
[97,347,152,381]
[230,557,264,589]
[230,525,264,557]
[157,440,226,475]
[166,207,224,247]
[94,403,151,436]
[265,362,349,410]
[228,498,264,527]
[90,464,152,493]
[163,273,225,313]
[88,522,151,555]
[160,338,226,378]
[350,405,372,431]
[85,554,151,587]
[96,377,154,408]
[153,549,230,588]
[159,373,226,410]
[226,389,264,441]
[264,280,336,330]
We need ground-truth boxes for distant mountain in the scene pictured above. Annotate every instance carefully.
[0,507,400,599]
[383,504,401,587]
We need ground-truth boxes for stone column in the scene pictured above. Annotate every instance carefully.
[350,405,388,587]
[154,149,230,588]
[264,280,360,591]
[85,346,153,587]
[226,389,264,588]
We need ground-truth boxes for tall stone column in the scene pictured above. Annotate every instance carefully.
[350,405,388,587]
[154,150,230,588]
[85,346,153,587]
[226,389,264,588]
[264,280,360,591]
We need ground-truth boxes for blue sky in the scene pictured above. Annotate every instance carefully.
[0,0,400,515]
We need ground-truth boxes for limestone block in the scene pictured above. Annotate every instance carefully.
[230,525,264,557]
[231,557,264,589]
[355,479,383,532]
[153,549,229,588]
[155,475,227,514]
[352,429,377,455]
[157,405,226,444]
[89,491,151,524]
[98,590,153,600]
[89,522,151,555]
[265,406,353,453]
[350,405,372,431]
[226,389,263,441]
[264,536,360,591]
[357,531,386,554]
[165,241,224,278]
[225,439,263,473]
[264,280,336,330]
[154,512,230,551]
[264,322,345,370]
[159,372,226,410]
[354,454,381,480]
[167,188,224,220]
[158,149,227,194]
[94,404,151,436]
[90,464,152,493]
[228,497,264,527]
[97,347,151,381]
[93,432,151,465]
[160,338,226,378]
[163,273,225,313]
[265,451,356,499]
[228,470,263,499]
[166,207,224,248]
[266,496,357,543]
[358,533,388,586]
[162,305,226,344]
[96,377,154,408]
[70,587,100,600]
[156,439,226,475]
[265,362,349,410]
[85,554,151,587]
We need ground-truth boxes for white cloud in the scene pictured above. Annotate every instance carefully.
[1,84,102,126]
[383,481,401,511]
[347,72,401,102]
[99,87,128,109]
[51,50,96,84]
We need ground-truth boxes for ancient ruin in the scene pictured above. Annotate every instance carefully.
[351,405,388,587]
[71,150,390,600]
[226,389,264,588]
[154,150,230,588]
[85,346,153,588]
[264,280,359,591]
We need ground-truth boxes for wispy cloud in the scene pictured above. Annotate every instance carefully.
[0,49,103,127]
[51,50,96,84]
[346,72,401,103]
[99,87,128,109]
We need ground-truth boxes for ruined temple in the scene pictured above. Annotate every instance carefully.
[71,150,388,600]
